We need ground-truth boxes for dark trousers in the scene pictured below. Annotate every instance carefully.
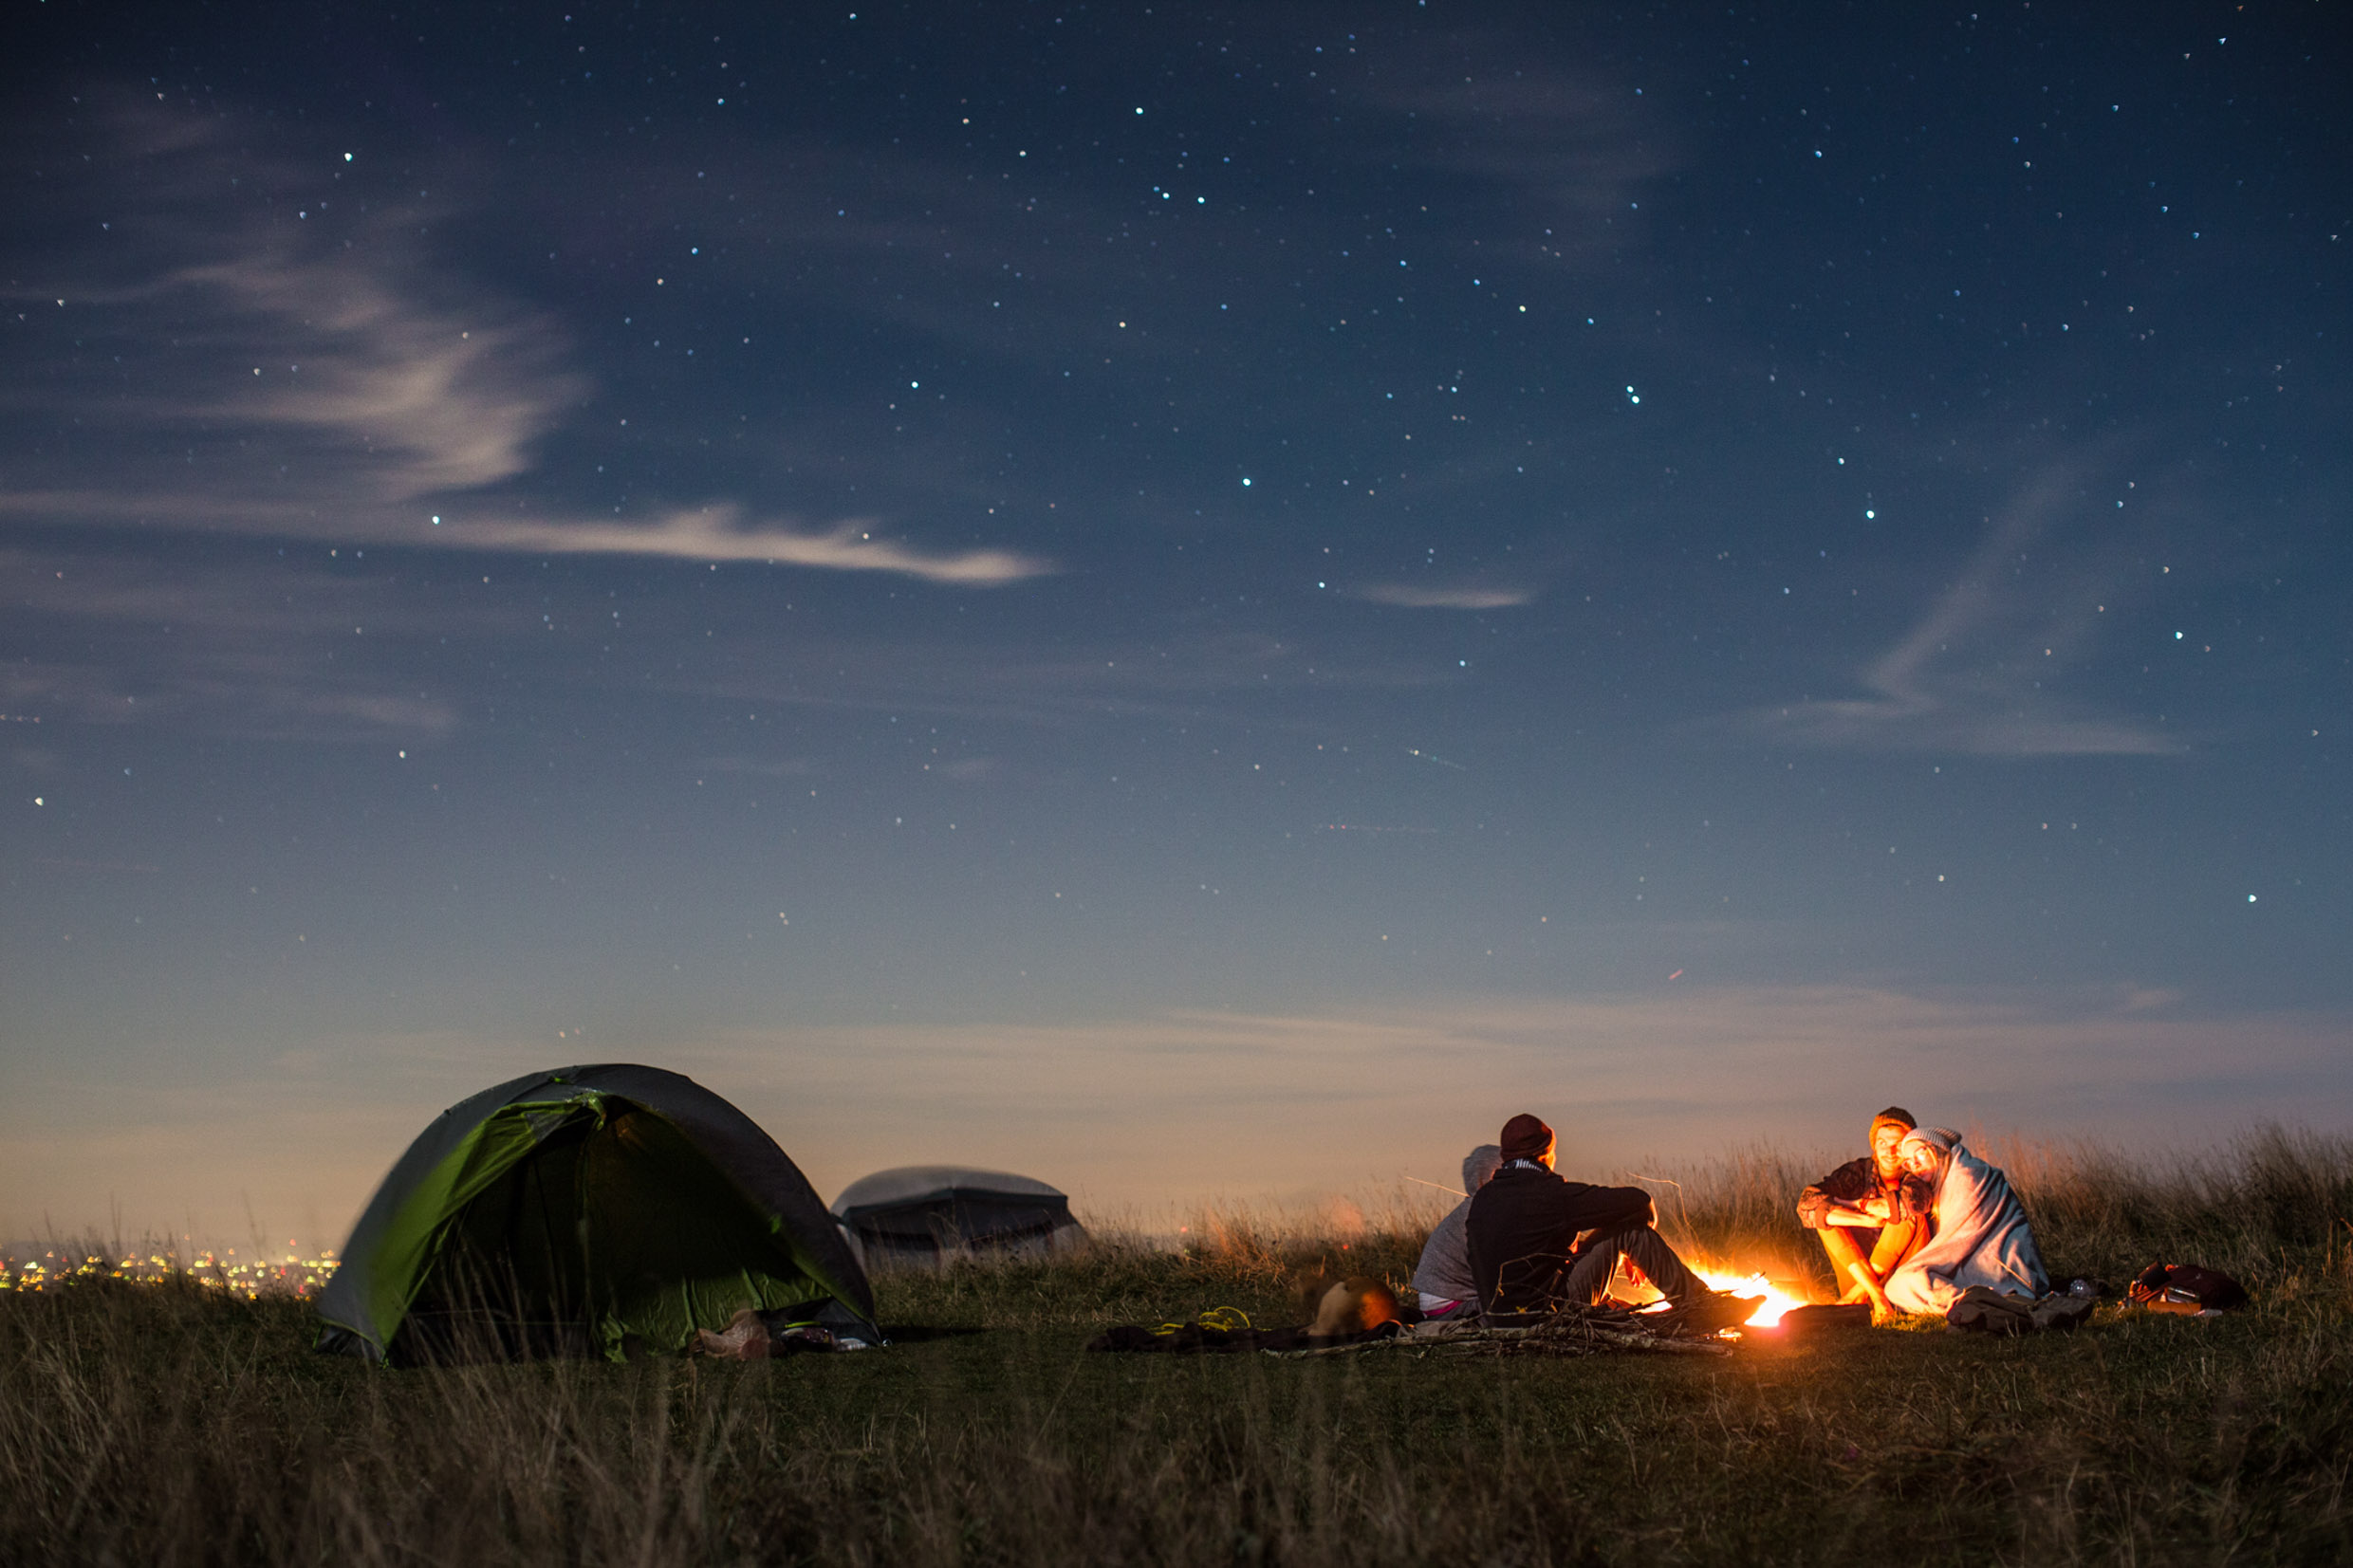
[1558,1224,1704,1305]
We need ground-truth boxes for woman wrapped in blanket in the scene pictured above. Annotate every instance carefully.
[1881,1127,2050,1315]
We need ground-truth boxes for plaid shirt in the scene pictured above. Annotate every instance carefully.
[1796,1155,1927,1230]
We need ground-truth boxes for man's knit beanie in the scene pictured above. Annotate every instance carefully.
[1499,1114,1554,1163]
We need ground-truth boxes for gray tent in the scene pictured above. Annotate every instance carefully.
[830,1166,1086,1267]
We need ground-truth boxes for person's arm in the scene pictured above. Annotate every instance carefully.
[1560,1183,1657,1235]
[1796,1158,1877,1229]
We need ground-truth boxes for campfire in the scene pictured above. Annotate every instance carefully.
[1689,1266,1809,1330]
[1602,1254,1815,1334]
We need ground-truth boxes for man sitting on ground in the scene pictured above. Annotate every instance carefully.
[1796,1106,1928,1324]
[1465,1113,1747,1326]
[1411,1143,1503,1321]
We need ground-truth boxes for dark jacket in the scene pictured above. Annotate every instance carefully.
[1795,1156,1926,1231]
[1465,1162,1658,1316]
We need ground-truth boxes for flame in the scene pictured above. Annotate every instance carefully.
[1692,1267,1809,1330]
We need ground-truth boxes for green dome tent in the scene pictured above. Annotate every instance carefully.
[314,1064,876,1364]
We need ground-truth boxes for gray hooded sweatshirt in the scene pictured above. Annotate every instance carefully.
[1412,1145,1505,1311]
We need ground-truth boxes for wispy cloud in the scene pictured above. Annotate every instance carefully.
[0,634,462,742]
[0,102,1047,586]
[1352,582,1534,610]
[2,115,577,516]
[163,256,577,502]
[1351,43,1671,261]
[0,544,472,738]
[440,507,1050,584]
[1728,461,2177,756]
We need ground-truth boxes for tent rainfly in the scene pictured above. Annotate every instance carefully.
[830,1166,1086,1267]
[314,1064,877,1364]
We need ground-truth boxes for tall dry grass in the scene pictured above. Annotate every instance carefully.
[4,1129,2349,1566]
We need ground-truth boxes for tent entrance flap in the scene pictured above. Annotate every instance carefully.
[393,1100,835,1363]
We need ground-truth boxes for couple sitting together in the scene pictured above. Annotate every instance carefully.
[1798,1105,2048,1322]
[1412,1106,2049,1327]
[1412,1112,1753,1327]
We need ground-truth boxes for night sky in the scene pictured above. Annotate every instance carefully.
[6,2,2346,1246]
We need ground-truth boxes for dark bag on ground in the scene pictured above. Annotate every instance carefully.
[2127,1262,2251,1314]
[1946,1286,2036,1334]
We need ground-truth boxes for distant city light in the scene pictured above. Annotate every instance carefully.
[1,1246,342,1300]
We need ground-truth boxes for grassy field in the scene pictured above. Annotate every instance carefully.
[4,1129,2348,1566]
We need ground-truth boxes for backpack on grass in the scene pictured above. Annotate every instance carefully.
[2127,1262,2251,1315]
